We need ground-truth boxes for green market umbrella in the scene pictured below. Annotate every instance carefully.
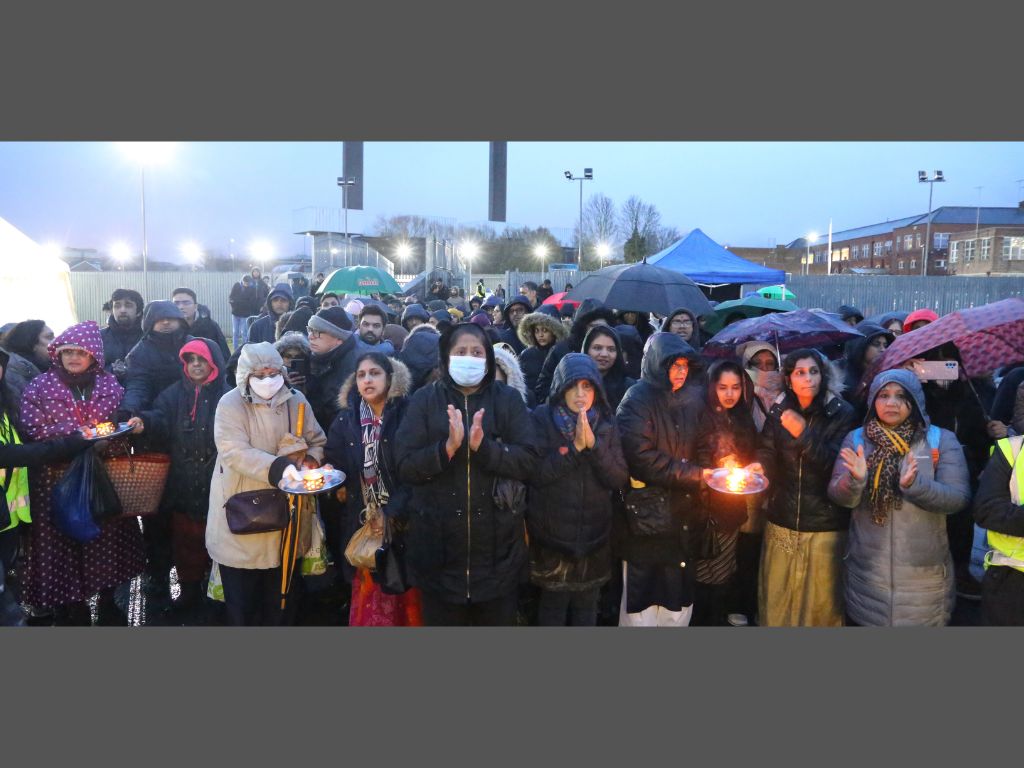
[316,266,402,296]
[756,285,796,301]
[703,295,800,335]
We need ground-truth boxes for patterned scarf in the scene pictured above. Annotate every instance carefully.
[552,403,600,445]
[359,399,389,512]
[864,417,918,526]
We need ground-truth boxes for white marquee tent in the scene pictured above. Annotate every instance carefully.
[0,216,78,334]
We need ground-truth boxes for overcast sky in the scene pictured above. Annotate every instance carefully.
[1,142,1022,262]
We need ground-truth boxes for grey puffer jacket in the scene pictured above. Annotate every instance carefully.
[827,369,971,626]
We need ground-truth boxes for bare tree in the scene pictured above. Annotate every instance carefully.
[617,196,663,261]
[577,193,618,252]
[648,226,683,254]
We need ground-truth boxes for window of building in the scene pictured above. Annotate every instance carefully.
[884,240,893,254]
[841,247,849,261]
[903,235,913,251]
[1005,236,1024,260]
[965,240,976,261]
[934,232,950,249]
[950,241,959,264]
[935,259,946,269]
[915,233,922,248]
[981,238,992,259]
[873,242,882,257]
[897,260,905,270]
[910,259,917,269]
[853,244,860,259]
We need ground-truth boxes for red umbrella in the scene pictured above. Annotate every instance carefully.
[542,291,580,311]
[872,298,1024,378]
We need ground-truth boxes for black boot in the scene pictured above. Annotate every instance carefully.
[54,601,92,626]
[170,581,201,625]
[95,589,126,626]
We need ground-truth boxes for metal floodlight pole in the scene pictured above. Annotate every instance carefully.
[565,168,593,266]
[919,170,945,277]
[140,166,148,298]
[337,177,356,267]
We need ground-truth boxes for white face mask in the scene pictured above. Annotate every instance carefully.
[448,355,487,387]
[249,374,284,400]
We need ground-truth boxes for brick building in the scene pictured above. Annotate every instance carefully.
[784,203,1024,276]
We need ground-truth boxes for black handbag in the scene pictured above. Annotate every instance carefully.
[374,520,410,595]
[225,488,289,534]
[622,484,676,537]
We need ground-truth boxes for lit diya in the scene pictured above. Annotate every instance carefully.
[301,469,326,492]
[706,467,769,495]
[94,421,117,436]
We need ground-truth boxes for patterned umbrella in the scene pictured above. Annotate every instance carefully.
[316,266,403,296]
[872,298,1024,378]
[703,309,863,360]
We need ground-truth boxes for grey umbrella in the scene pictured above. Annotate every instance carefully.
[564,260,714,317]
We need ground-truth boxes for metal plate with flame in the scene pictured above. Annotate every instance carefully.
[706,468,769,495]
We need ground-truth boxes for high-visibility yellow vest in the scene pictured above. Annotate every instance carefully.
[986,437,1024,574]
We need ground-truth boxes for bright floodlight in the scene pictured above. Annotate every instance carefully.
[250,239,274,262]
[534,244,549,259]
[181,240,202,263]
[110,241,131,262]
[807,231,818,243]
[461,241,479,261]
[117,142,177,166]
[596,242,611,259]
[395,242,412,262]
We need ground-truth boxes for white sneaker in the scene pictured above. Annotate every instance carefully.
[727,613,749,627]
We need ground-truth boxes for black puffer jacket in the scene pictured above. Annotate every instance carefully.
[841,321,892,410]
[121,301,194,417]
[324,359,412,583]
[756,357,856,532]
[138,337,227,520]
[497,296,533,355]
[99,316,143,375]
[527,354,628,559]
[395,338,539,604]
[305,333,359,433]
[398,324,441,392]
[246,284,294,345]
[582,325,635,410]
[229,277,261,318]
[615,332,707,564]
[535,301,618,404]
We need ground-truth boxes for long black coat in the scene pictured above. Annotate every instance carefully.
[138,338,227,520]
[121,302,194,417]
[615,333,706,565]
[323,360,412,583]
[527,355,627,560]
[395,354,538,604]
[756,379,856,533]
[99,317,143,375]
[305,334,359,433]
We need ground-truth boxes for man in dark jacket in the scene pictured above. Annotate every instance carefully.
[616,332,709,626]
[120,301,194,418]
[250,267,270,306]
[398,323,441,392]
[535,299,618,404]
[228,273,260,350]
[304,306,358,432]
[395,323,539,624]
[100,287,145,380]
[401,303,430,332]
[132,336,227,624]
[246,283,294,345]
[535,279,554,305]
[497,295,533,355]
[172,287,231,361]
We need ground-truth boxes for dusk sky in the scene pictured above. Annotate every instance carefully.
[2,142,1023,263]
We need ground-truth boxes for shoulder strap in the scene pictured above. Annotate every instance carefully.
[851,427,864,451]
[927,425,941,466]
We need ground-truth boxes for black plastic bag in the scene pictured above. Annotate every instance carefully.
[90,454,123,522]
[52,451,101,543]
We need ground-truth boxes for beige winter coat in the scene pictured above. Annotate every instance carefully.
[205,344,326,570]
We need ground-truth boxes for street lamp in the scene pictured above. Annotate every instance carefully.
[250,239,274,276]
[337,177,356,265]
[534,243,549,282]
[804,231,818,276]
[461,240,479,294]
[596,242,611,270]
[117,142,176,298]
[918,170,946,276]
[110,241,131,271]
[564,168,593,266]
[181,240,202,271]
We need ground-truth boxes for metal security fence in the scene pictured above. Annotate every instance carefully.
[785,275,1024,317]
[505,270,593,297]
[69,272,242,332]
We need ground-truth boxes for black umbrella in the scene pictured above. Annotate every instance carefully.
[564,260,714,317]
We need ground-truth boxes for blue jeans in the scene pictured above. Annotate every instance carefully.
[231,315,247,350]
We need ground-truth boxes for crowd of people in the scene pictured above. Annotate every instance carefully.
[1,273,1023,628]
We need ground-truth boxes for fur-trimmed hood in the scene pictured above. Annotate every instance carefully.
[517,311,568,349]
[274,331,310,360]
[337,355,412,408]
[492,343,529,402]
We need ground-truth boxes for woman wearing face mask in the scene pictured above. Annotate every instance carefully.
[739,343,783,433]
[326,352,421,626]
[615,332,713,627]
[756,348,856,626]
[396,323,539,626]
[205,342,327,626]
[582,326,635,411]
[693,360,763,626]
[18,321,144,626]
[526,354,627,625]
[829,369,970,626]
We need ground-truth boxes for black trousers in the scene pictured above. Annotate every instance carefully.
[420,590,519,626]
[143,511,173,593]
[537,587,600,626]
[692,581,735,626]
[220,563,301,626]
[981,566,1024,626]
[733,532,762,622]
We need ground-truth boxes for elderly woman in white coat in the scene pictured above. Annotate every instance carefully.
[206,342,327,625]
[827,368,971,626]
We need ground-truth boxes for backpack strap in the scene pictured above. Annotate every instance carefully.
[927,424,940,466]
[851,427,864,452]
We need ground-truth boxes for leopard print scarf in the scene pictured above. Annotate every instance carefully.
[864,417,917,526]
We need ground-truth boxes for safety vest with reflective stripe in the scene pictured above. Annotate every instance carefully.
[987,437,1024,574]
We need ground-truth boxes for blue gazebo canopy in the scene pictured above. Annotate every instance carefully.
[647,228,785,285]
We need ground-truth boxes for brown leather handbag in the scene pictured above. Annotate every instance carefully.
[225,488,289,534]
